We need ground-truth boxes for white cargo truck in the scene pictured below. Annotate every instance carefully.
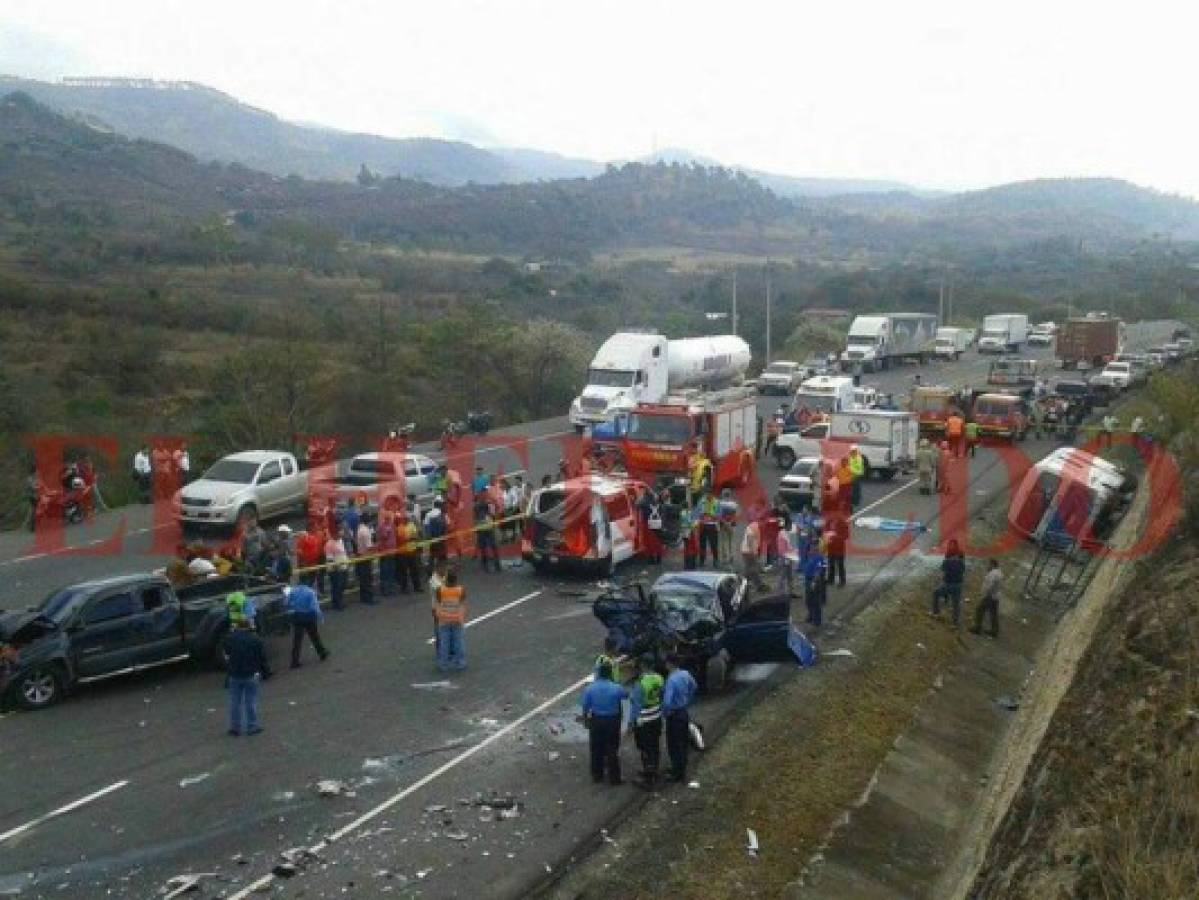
[932,326,970,360]
[772,409,919,478]
[569,333,751,429]
[840,313,939,372]
[977,314,1030,354]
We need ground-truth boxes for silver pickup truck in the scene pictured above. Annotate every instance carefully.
[178,451,308,529]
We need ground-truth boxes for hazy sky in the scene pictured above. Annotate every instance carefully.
[2,0,1197,194]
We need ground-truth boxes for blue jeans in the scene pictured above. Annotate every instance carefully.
[933,582,963,625]
[330,569,347,609]
[228,676,259,733]
[436,623,465,670]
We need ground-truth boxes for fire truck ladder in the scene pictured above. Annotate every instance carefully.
[1021,527,1097,617]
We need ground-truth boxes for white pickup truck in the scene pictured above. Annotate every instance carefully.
[178,451,308,529]
[772,410,919,479]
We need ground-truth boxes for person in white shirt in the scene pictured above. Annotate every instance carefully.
[133,446,152,502]
[1100,413,1118,448]
[324,531,350,610]
[970,559,1003,638]
[740,519,765,590]
[355,521,376,605]
[174,445,191,484]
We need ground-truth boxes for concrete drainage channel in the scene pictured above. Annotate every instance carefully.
[789,456,1153,899]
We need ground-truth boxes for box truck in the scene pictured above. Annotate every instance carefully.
[1055,317,1124,369]
[932,327,970,360]
[569,333,751,429]
[839,313,939,373]
[977,314,1030,353]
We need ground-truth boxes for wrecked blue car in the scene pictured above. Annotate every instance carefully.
[593,572,794,691]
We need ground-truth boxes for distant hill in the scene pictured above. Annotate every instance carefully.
[4,91,1198,262]
[0,75,559,185]
[639,147,924,198]
[0,93,794,257]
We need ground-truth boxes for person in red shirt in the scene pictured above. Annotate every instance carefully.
[825,514,848,588]
[295,527,325,596]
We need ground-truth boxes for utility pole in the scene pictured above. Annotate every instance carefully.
[948,277,954,325]
[732,269,739,336]
[938,271,945,324]
[765,262,772,364]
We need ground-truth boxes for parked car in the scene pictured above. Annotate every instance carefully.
[1089,361,1132,390]
[778,456,821,510]
[758,360,805,395]
[0,573,289,711]
[178,451,308,530]
[592,572,792,692]
[310,452,439,519]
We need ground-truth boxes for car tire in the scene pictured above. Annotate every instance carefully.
[15,665,63,711]
[705,653,728,692]
[774,447,796,470]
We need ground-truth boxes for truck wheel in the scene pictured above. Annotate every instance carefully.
[15,666,63,711]
[879,467,897,481]
[774,447,796,470]
[237,504,258,529]
[704,653,728,692]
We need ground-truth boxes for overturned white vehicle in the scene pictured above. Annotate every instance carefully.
[1009,447,1135,550]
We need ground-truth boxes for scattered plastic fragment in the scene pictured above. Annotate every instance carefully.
[687,781,700,789]
[444,829,469,841]
[161,873,216,899]
[854,515,927,533]
[689,722,705,751]
[178,773,211,788]
[316,779,355,797]
[788,627,818,667]
[824,648,854,658]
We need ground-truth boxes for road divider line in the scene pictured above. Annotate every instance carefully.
[424,590,543,644]
[227,674,590,900]
[0,780,129,845]
[851,478,918,523]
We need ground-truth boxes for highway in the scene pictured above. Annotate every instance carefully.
[0,322,1176,899]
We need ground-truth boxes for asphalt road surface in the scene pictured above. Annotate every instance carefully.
[0,321,1178,899]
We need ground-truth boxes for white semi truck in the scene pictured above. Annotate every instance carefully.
[569,332,751,429]
[840,313,939,373]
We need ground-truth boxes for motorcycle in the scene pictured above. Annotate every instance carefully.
[30,480,91,531]
[465,410,492,435]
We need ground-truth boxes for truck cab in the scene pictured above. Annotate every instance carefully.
[622,386,758,492]
[569,333,668,429]
[840,316,888,372]
[987,358,1038,388]
[909,385,958,434]
[794,375,855,417]
[972,392,1028,441]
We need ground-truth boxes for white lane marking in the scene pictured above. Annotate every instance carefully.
[851,478,919,523]
[227,674,590,900]
[0,523,172,569]
[0,780,129,845]
[424,590,542,644]
[465,429,573,458]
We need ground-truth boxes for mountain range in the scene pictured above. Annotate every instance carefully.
[0,75,923,196]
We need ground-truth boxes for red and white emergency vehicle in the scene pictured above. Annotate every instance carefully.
[620,385,759,492]
[521,474,650,575]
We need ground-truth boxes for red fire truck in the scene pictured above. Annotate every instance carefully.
[620,386,759,492]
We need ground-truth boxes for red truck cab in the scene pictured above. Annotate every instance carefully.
[622,386,759,492]
[971,392,1028,441]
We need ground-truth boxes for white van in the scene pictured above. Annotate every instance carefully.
[794,375,855,416]
[521,475,647,575]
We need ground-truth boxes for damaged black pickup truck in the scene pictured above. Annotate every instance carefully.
[593,572,795,691]
[0,573,289,711]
